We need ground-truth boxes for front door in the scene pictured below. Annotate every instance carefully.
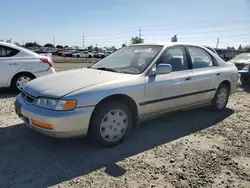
[142,46,195,117]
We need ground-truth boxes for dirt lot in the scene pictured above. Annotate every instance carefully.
[0,63,250,188]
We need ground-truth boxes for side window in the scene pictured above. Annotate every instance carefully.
[187,46,214,69]
[158,46,188,72]
[0,45,19,57]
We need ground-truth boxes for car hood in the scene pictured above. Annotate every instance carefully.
[229,60,250,64]
[23,68,131,98]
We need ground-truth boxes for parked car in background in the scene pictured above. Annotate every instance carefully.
[15,43,238,146]
[203,45,219,55]
[0,42,55,92]
[94,52,105,58]
[228,53,250,70]
[61,50,78,57]
[104,51,113,57]
[72,51,93,58]
[239,64,250,85]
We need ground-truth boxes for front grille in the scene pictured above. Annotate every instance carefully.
[21,92,35,103]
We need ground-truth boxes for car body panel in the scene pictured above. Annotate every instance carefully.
[15,42,239,138]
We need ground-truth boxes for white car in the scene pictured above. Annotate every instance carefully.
[0,42,55,92]
[72,51,93,58]
[15,43,239,146]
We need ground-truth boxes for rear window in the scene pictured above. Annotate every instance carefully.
[0,45,20,57]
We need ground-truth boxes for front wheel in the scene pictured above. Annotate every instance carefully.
[89,101,132,147]
[211,84,229,112]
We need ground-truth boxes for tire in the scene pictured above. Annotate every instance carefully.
[77,55,80,58]
[89,101,133,147]
[11,73,34,92]
[88,55,92,58]
[211,84,229,112]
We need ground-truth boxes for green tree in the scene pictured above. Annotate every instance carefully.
[111,46,117,51]
[25,42,41,48]
[94,46,99,51]
[122,43,126,48]
[88,45,93,51]
[171,35,178,42]
[131,36,144,44]
[64,45,69,48]
[238,45,243,50]
[244,45,250,52]
[44,43,54,48]
[56,45,63,49]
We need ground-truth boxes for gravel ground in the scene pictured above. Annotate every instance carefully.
[0,63,250,188]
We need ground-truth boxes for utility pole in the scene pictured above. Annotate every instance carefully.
[216,38,220,49]
[83,34,85,48]
[53,36,55,47]
[139,27,142,39]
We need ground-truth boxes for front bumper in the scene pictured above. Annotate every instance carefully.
[15,94,95,138]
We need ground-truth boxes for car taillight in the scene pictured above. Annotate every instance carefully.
[40,58,53,67]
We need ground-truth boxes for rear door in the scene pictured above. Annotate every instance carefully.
[0,45,20,87]
[186,46,219,104]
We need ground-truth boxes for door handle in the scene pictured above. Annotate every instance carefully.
[9,63,18,66]
[216,73,220,76]
[185,77,191,81]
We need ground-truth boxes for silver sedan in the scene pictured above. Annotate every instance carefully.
[15,43,239,146]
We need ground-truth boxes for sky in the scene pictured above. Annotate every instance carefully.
[1,0,250,48]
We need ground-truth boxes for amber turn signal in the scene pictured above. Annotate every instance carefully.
[63,100,77,110]
[32,120,53,130]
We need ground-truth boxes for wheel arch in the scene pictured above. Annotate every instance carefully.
[219,80,231,93]
[88,94,139,133]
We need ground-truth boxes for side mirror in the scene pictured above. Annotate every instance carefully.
[156,64,172,74]
[149,64,172,76]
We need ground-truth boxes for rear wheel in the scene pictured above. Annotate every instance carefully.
[11,73,34,92]
[89,101,132,147]
[211,84,229,112]
[77,55,80,58]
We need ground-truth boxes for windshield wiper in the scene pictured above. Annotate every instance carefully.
[95,67,118,72]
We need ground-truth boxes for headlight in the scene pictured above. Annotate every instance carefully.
[33,98,77,111]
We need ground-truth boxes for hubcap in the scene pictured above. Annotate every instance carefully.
[100,109,128,142]
[216,88,228,109]
[16,76,31,90]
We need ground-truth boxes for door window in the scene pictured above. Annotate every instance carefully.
[157,46,188,72]
[0,45,19,57]
[187,46,214,69]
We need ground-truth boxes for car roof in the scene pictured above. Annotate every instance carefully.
[0,41,39,57]
[0,41,21,49]
[130,42,207,49]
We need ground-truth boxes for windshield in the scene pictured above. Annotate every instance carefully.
[232,53,250,61]
[91,45,162,74]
